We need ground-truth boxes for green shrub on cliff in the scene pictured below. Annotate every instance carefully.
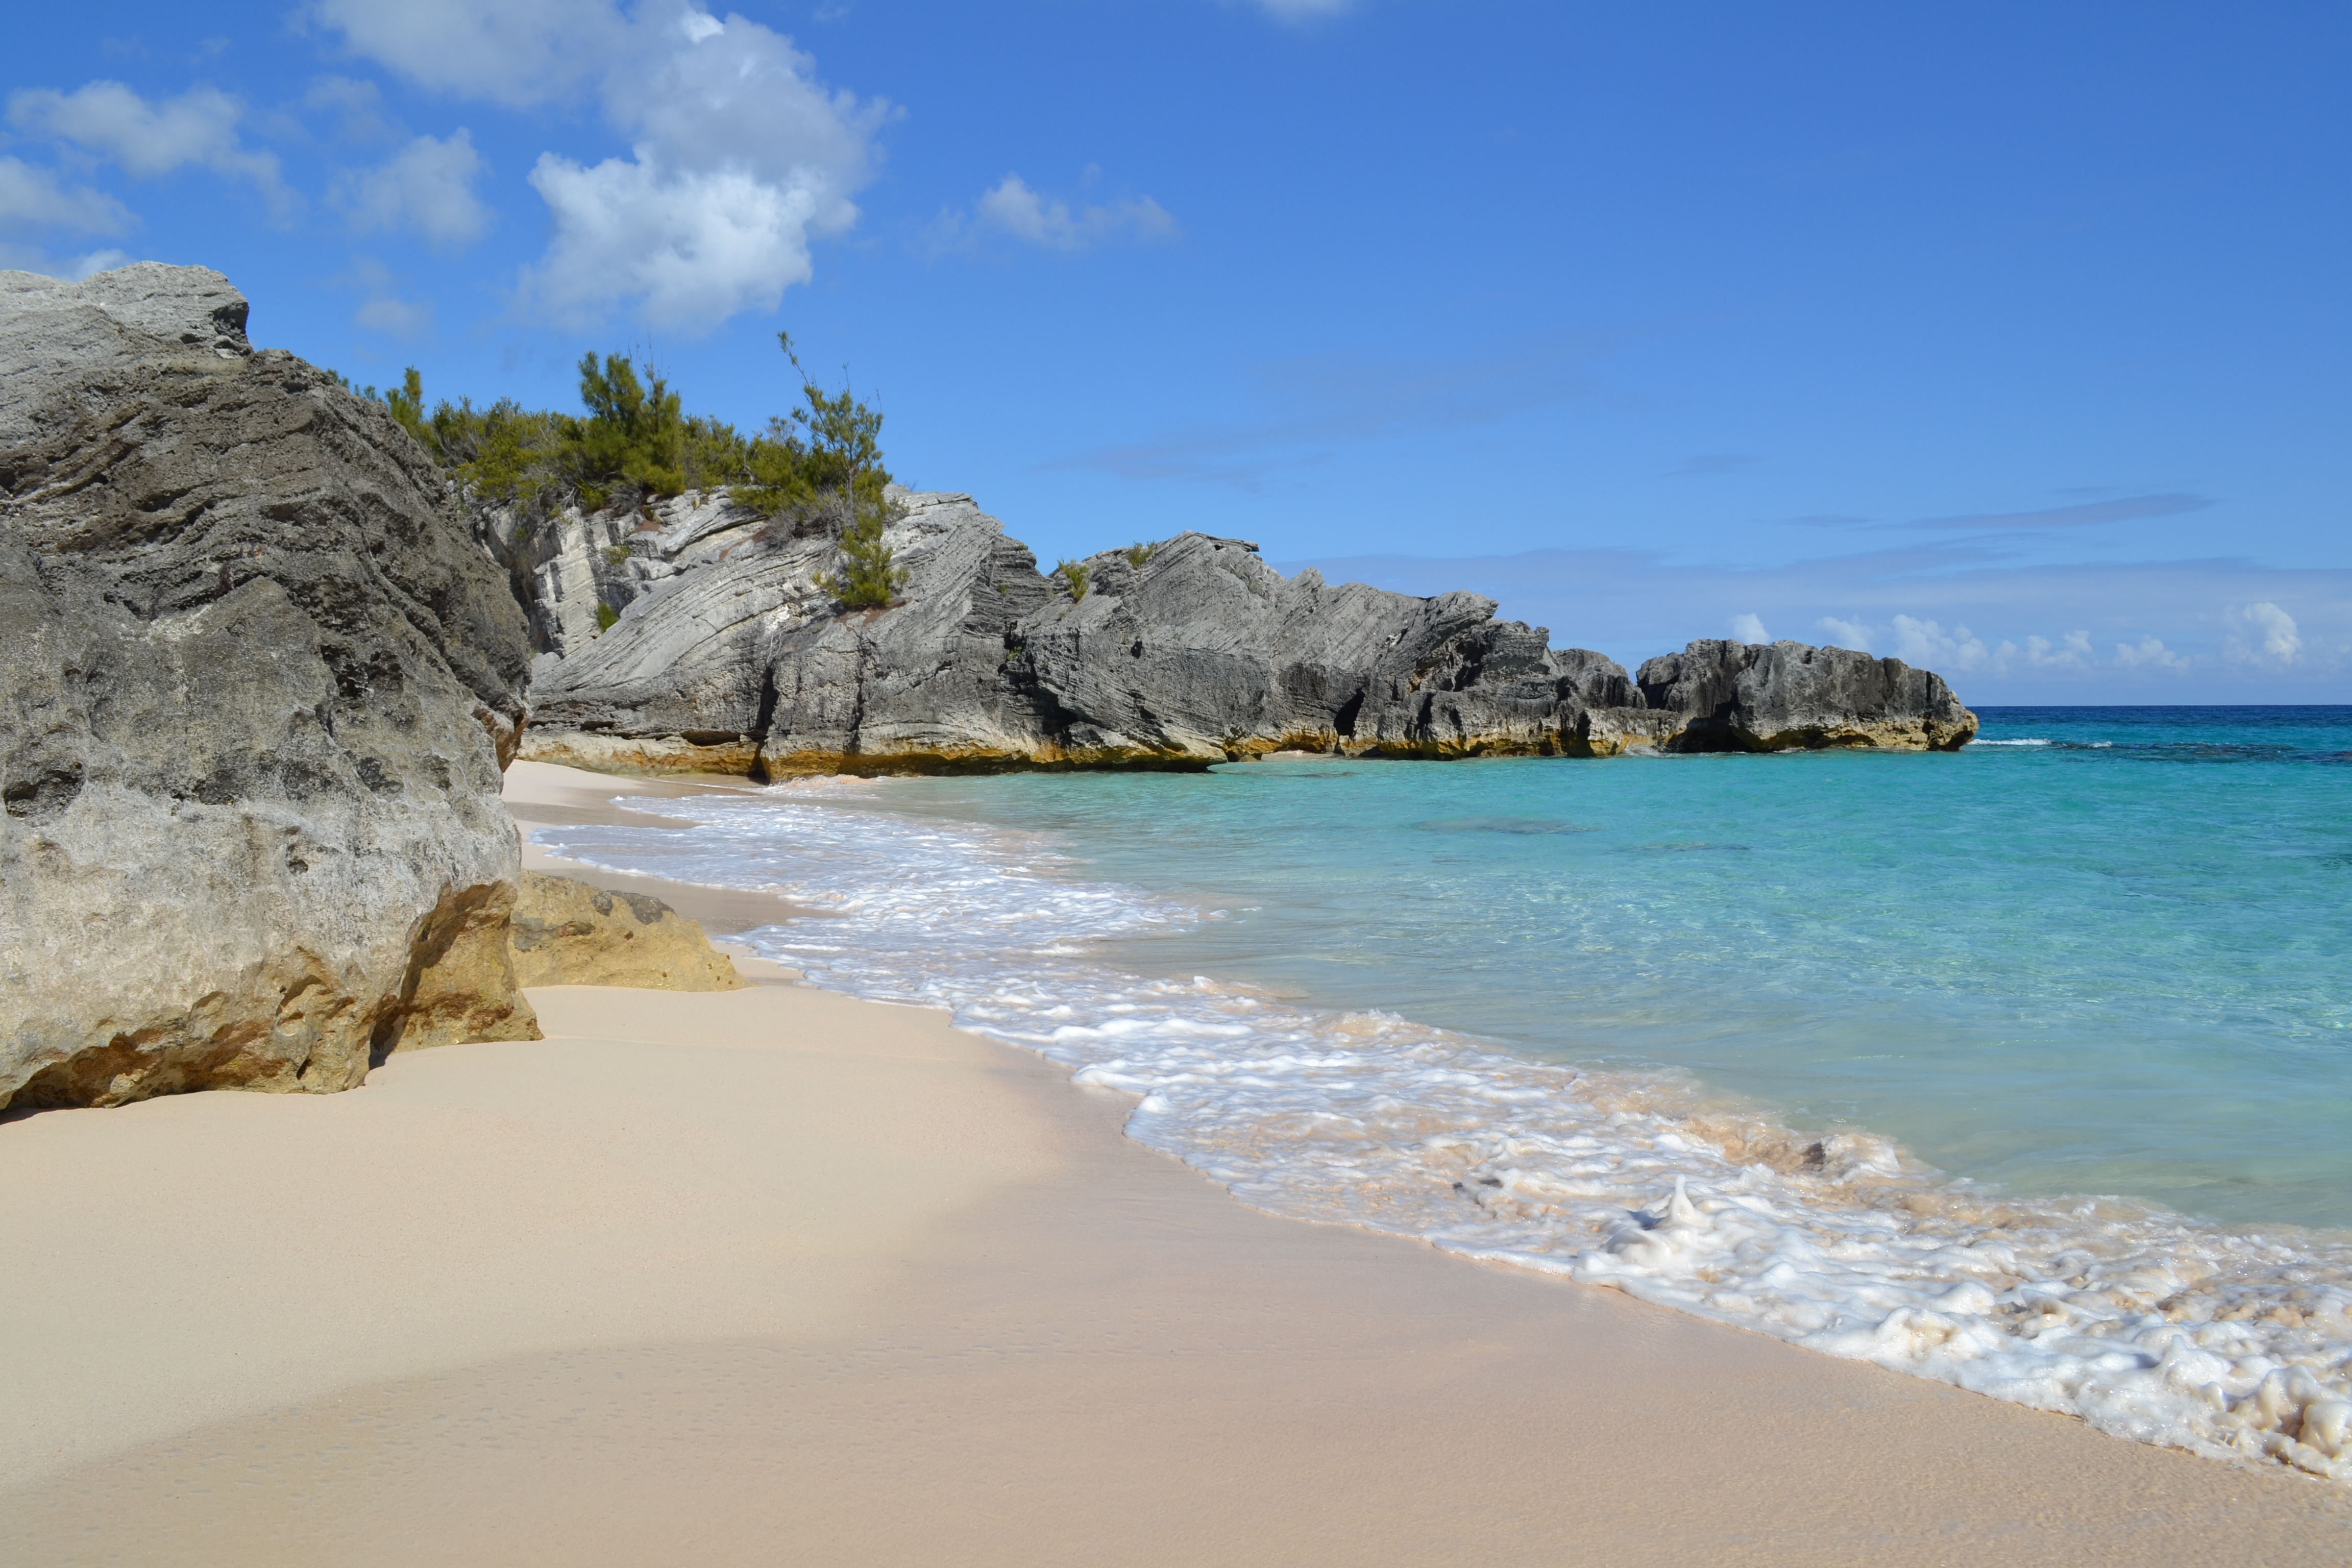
[818,501,909,609]
[1054,559,1091,601]
[380,336,893,528]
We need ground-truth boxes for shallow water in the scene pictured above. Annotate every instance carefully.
[535,705,2352,1478]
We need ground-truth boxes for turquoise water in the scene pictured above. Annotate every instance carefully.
[856,706,2352,1232]
[537,704,2352,1473]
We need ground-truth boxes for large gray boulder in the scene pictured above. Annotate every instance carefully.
[513,487,1975,775]
[1,263,540,1113]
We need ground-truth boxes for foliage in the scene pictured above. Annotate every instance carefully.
[602,543,632,566]
[379,336,894,535]
[818,497,909,609]
[383,367,425,442]
[1124,542,1155,568]
[1054,559,1091,601]
[595,603,620,632]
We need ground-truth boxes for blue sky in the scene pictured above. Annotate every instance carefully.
[5,1,2345,701]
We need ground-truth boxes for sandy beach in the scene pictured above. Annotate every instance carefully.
[1,763,2344,1565]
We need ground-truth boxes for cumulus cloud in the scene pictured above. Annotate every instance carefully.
[1891,615,1993,671]
[7,82,288,211]
[2113,636,2188,670]
[329,131,491,251]
[942,174,1180,253]
[2022,631,2096,670]
[2224,601,2301,665]
[314,1,887,331]
[1729,613,1769,644]
[0,155,137,279]
[1818,615,2182,679]
[0,241,132,280]
[0,155,132,236]
[1815,616,1873,653]
[303,0,628,109]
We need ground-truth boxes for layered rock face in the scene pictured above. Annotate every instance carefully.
[1637,639,1979,752]
[516,486,1976,775]
[1,264,540,1113]
[508,872,746,991]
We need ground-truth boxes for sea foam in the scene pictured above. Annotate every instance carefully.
[535,784,2352,1482]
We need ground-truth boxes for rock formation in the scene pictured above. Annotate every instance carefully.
[1636,639,1980,752]
[509,487,1976,776]
[1,263,540,1113]
[508,872,746,991]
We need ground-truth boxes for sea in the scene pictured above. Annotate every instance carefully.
[533,705,2352,1480]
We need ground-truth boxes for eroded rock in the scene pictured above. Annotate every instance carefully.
[508,872,747,991]
[1636,639,1977,752]
[514,487,1975,774]
[1,263,540,1112]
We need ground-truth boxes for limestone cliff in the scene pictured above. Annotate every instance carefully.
[514,486,1975,775]
[0,263,540,1112]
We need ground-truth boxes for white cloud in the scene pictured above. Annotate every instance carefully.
[525,158,849,329]
[0,155,133,237]
[303,0,628,109]
[1891,614,1995,672]
[330,131,491,251]
[2224,601,2301,666]
[66,248,131,278]
[2112,636,2188,671]
[7,82,287,211]
[315,1,886,331]
[1729,613,1769,644]
[2023,631,2095,669]
[1815,616,1873,654]
[954,174,1180,252]
[0,241,132,280]
[1818,615,2187,678]
[0,154,137,279]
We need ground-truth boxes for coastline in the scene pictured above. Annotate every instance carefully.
[0,763,2344,1563]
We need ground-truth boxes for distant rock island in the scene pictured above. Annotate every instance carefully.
[508,488,1977,778]
[1,262,1974,1114]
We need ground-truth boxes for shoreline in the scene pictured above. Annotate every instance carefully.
[0,764,2343,1562]
[514,760,2352,1482]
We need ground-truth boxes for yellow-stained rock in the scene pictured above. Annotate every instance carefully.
[509,872,748,991]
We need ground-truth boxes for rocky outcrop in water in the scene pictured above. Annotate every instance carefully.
[510,487,1975,776]
[1,263,540,1113]
[508,872,746,991]
[1636,639,1979,752]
